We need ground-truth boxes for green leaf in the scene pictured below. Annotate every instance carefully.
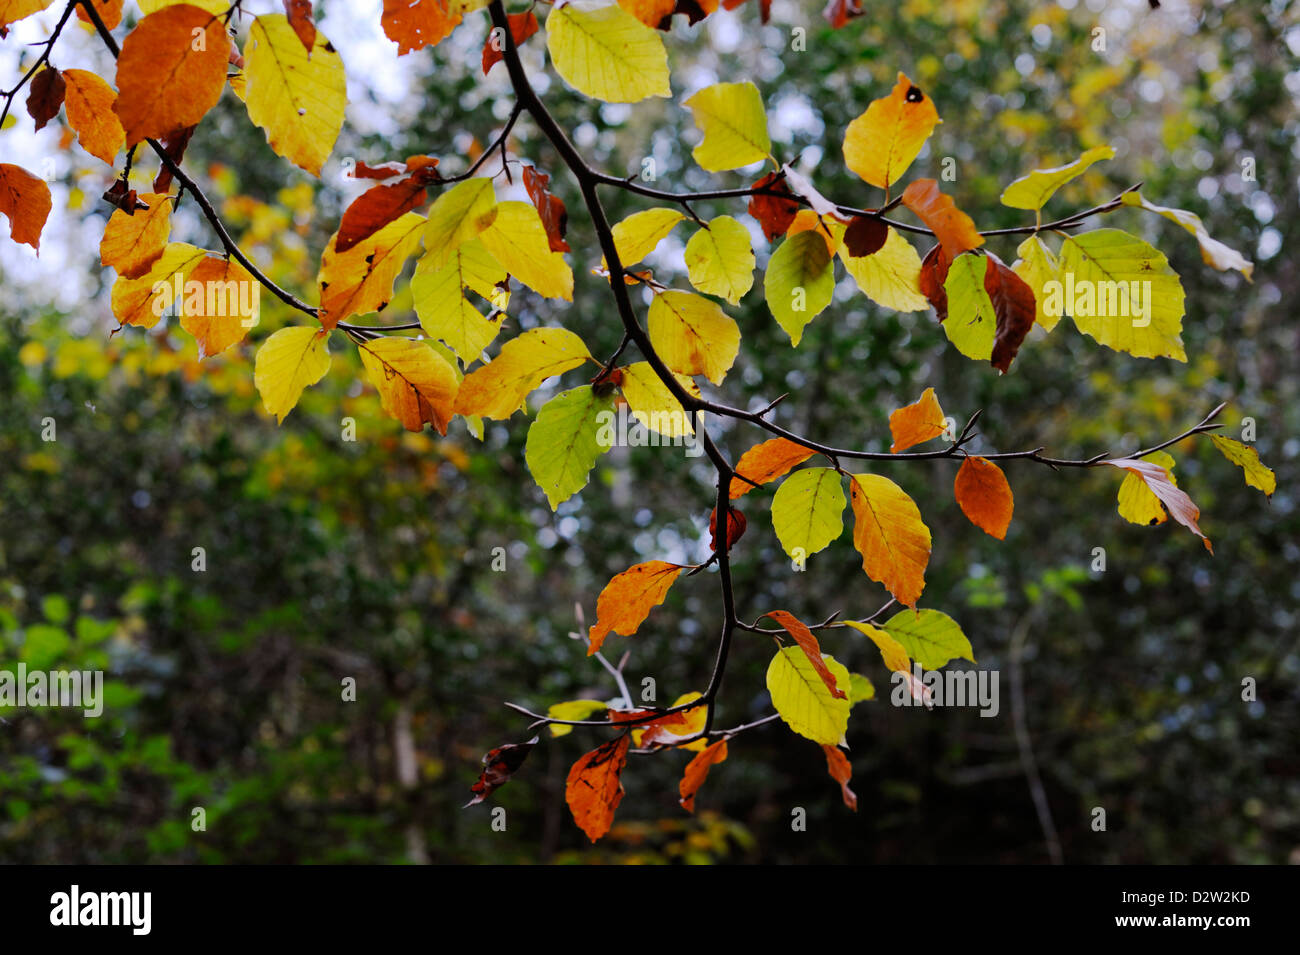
[942,251,996,361]
[684,215,755,305]
[412,239,506,363]
[547,699,609,737]
[848,673,875,705]
[770,467,846,561]
[683,81,771,172]
[765,230,834,346]
[525,385,615,510]
[766,646,852,745]
[1209,435,1275,497]
[1057,229,1186,361]
[1000,145,1115,211]
[882,608,975,669]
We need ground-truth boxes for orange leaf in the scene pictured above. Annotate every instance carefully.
[889,386,946,453]
[0,163,52,252]
[1104,458,1213,552]
[381,0,461,56]
[748,171,799,243]
[678,739,728,812]
[99,191,172,279]
[481,9,538,74]
[849,473,930,607]
[335,176,432,254]
[822,744,857,811]
[565,735,630,842]
[25,67,64,132]
[954,456,1013,539]
[763,610,847,699]
[984,253,1036,374]
[62,69,125,166]
[729,437,817,498]
[113,5,229,146]
[522,164,569,253]
[708,505,746,552]
[76,0,122,31]
[179,256,260,359]
[588,560,684,655]
[282,0,316,53]
[618,0,676,28]
[900,179,983,261]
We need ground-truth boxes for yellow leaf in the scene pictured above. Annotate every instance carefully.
[1117,449,1175,526]
[647,290,740,385]
[841,620,910,674]
[546,699,608,737]
[604,207,683,269]
[110,242,208,329]
[842,72,941,191]
[99,191,172,279]
[454,327,592,420]
[1011,234,1062,331]
[422,178,498,273]
[545,2,670,104]
[358,337,459,434]
[849,473,931,608]
[684,215,755,305]
[1121,191,1254,280]
[412,239,506,363]
[243,14,347,177]
[838,226,929,312]
[318,211,425,329]
[478,201,574,301]
[0,1,54,31]
[254,326,332,423]
[683,81,770,171]
[619,361,698,436]
[766,646,851,745]
[1000,145,1115,212]
[1209,435,1275,497]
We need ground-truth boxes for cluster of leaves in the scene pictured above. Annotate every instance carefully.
[0,0,1274,843]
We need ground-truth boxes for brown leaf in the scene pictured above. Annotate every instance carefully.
[588,560,685,655]
[1104,458,1213,552]
[151,125,196,193]
[465,736,538,807]
[822,0,864,29]
[730,437,817,497]
[953,455,1014,539]
[918,243,949,319]
[822,744,857,810]
[381,0,461,56]
[283,0,317,53]
[335,177,431,254]
[889,386,947,453]
[722,0,772,22]
[666,0,718,28]
[748,171,799,242]
[522,164,570,253]
[679,739,728,812]
[480,9,538,74]
[764,610,847,699]
[565,735,630,842]
[62,69,124,166]
[101,177,146,214]
[75,0,122,31]
[25,67,64,132]
[984,252,1036,373]
[0,163,52,252]
[708,505,746,552]
[113,5,230,146]
[900,179,983,261]
[843,214,887,257]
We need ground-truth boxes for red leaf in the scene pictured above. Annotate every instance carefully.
[843,214,887,257]
[565,735,630,842]
[918,243,949,320]
[465,736,538,807]
[480,10,538,75]
[336,177,430,254]
[822,0,864,29]
[984,252,1036,373]
[822,744,858,810]
[522,164,570,253]
[679,740,728,812]
[748,171,799,242]
[151,125,195,193]
[764,610,848,700]
[709,505,747,552]
[26,67,64,132]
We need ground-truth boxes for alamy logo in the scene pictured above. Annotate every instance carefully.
[151,273,260,324]
[49,885,151,935]
[891,665,1000,717]
[0,664,102,717]
[1040,273,1153,327]
[595,403,703,458]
